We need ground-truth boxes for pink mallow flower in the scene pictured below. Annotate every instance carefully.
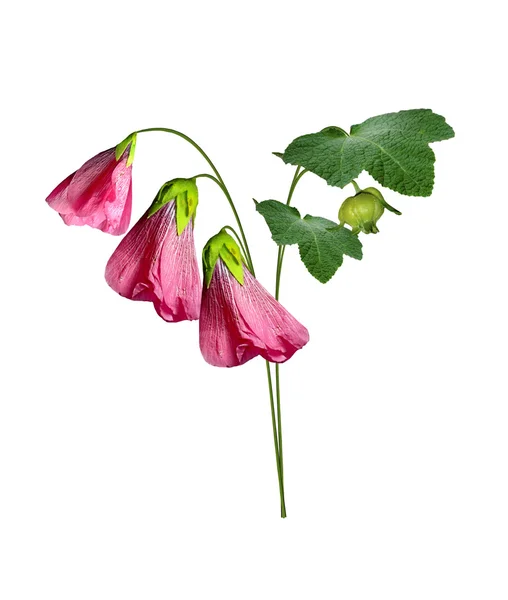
[46,134,136,235]
[105,178,201,322]
[199,230,309,367]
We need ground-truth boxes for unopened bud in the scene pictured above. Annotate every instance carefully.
[338,186,400,234]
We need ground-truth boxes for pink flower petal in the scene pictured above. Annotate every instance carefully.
[105,201,201,322]
[46,172,75,213]
[199,260,309,367]
[46,147,133,235]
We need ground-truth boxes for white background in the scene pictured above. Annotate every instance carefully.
[1,1,506,598]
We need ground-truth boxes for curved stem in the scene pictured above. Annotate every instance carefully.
[135,128,255,274]
[193,173,222,184]
[194,175,253,257]
[223,226,249,262]
[194,175,251,259]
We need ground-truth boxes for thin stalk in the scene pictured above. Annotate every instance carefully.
[275,167,306,299]
[274,166,308,484]
[266,362,287,518]
[193,177,251,264]
[194,173,222,184]
[223,226,249,263]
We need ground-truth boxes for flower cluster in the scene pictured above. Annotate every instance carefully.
[46,142,309,367]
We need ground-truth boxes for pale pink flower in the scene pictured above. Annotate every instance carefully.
[200,259,309,367]
[105,200,201,322]
[46,146,132,235]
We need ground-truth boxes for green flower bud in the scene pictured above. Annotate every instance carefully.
[339,191,384,234]
[338,186,401,234]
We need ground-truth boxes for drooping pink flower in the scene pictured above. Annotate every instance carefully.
[46,142,134,235]
[199,231,309,367]
[105,186,201,322]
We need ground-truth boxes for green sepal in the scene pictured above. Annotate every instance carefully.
[364,187,401,215]
[147,182,173,218]
[272,152,284,160]
[203,230,245,287]
[174,179,198,235]
[115,133,137,166]
[147,178,198,234]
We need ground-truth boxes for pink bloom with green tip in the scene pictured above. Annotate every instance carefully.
[199,231,309,367]
[46,137,135,235]
[105,181,201,323]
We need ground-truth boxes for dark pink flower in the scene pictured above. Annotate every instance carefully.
[105,196,201,322]
[46,145,133,235]
[199,232,309,367]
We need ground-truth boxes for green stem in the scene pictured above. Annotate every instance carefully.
[275,362,283,480]
[135,128,255,274]
[274,166,308,488]
[266,363,287,518]
[222,225,249,262]
[351,180,361,194]
[193,176,251,265]
[274,167,306,298]
[194,173,221,183]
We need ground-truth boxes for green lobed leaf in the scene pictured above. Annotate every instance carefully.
[282,109,454,197]
[256,200,362,283]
